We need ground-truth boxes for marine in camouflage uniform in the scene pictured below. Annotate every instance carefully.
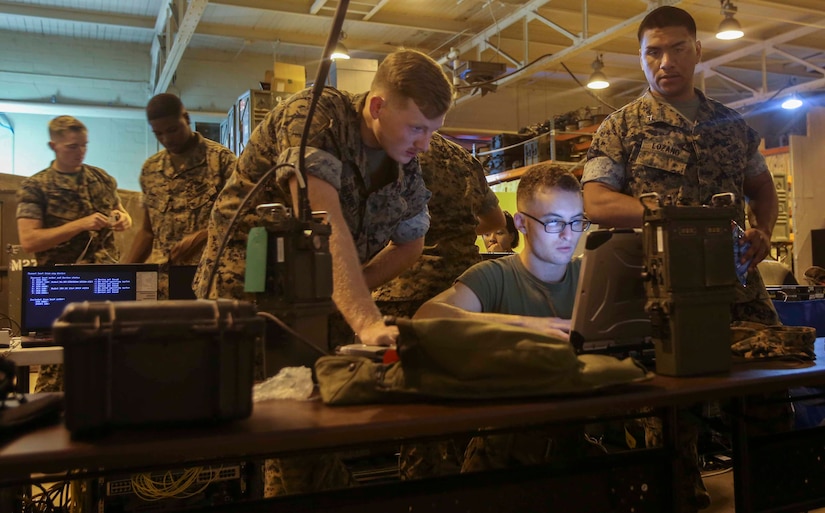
[193,86,432,497]
[16,164,122,267]
[583,89,779,325]
[17,163,123,393]
[138,132,235,298]
[193,87,430,306]
[583,89,787,512]
[372,132,500,319]
[373,132,500,481]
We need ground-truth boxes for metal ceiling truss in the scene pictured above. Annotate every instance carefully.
[696,18,825,109]
[150,0,208,96]
[440,0,683,106]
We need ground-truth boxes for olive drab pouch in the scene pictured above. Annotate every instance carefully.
[315,317,651,405]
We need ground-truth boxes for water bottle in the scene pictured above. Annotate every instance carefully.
[732,221,750,286]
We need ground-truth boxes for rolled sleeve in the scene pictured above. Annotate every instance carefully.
[275,147,344,191]
[744,150,770,179]
[391,204,430,244]
[582,155,625,191]
[16,180,45,220]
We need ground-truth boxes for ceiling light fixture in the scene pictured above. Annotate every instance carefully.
[781,93,803,110]
[716,0,744,40]
[587,55,609,90]
[331,32,350,60]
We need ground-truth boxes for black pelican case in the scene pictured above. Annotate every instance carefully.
[54,299,263,437]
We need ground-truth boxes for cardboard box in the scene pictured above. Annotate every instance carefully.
[268,62,306,94]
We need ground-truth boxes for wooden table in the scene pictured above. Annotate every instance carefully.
[1,340,825,512]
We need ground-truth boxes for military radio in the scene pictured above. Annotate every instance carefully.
[244,203,335,377]
[240,0,349,377]
[640,192,739,376]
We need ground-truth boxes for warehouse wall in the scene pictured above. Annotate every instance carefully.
[0,32,284,191]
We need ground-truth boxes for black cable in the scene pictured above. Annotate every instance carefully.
[296,0,350,221]
[203,163,297,299]
[452,52,555,91]
[0,312,22,337]
[256,311,327,356]
[450,52,619,114]
[205,0,350,298]
[559,62,619,113]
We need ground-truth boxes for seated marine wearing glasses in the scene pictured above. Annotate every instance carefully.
[414,162,593,473]
[415,162,590,339]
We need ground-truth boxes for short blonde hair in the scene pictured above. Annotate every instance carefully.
[371,49,453,119]
[48,116,87,140]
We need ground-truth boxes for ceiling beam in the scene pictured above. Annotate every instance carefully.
[210,0,464,35]
[451,0,682,106]
[0,1,153,30]
[697,19,824,78]
[152,0,209,96]
[363,0,391,21]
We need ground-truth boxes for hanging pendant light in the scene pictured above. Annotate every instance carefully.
[716,0,744,40]
[331,32,350,60]
[587,55,610,90]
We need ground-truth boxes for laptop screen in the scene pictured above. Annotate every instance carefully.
[21,264,159,335]
[569,229,651,353]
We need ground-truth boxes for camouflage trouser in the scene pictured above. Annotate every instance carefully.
[34,364,63,393]
[729,297,795,437]
[263,454,356,497]
[398,439,464,481]
[731,296,780,326]
[637,409,710,513]
[156,270,169,300]
[461,425,596,473]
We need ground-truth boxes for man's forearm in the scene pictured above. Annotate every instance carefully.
[582,182,645,228]
[122,228,153,263]
[18,219,86,254]
[748,184,778,237]
[329,219,385,334]
[362,238,424,290]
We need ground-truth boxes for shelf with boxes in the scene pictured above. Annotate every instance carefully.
[221,62,307,156]
[483,124,599,185]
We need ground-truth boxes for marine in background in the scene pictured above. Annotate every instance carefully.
[123,93,236,298]
[482,210,519,253]
[372,132,505,320]
[16,115,132,393]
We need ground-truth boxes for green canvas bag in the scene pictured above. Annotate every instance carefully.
[316,317,652,405]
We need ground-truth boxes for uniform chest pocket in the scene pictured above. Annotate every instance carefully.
[633,139,690,176]
[143,192,169,214]
[186,182,218,210]
[46,189,87,222]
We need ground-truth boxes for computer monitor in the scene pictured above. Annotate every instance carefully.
[569,229,651,354]
[20,264,159,335]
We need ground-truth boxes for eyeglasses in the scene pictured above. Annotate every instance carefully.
[519,212,592,234]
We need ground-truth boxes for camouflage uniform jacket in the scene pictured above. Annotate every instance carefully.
[373,132,500,303]
[140,132,235,265]
[194,87,431,299]
[16,163,121,265]
[582,89,773,306]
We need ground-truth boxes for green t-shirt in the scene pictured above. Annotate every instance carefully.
[456,255,581,319]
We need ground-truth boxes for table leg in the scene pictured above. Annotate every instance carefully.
[731,396,752,513]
